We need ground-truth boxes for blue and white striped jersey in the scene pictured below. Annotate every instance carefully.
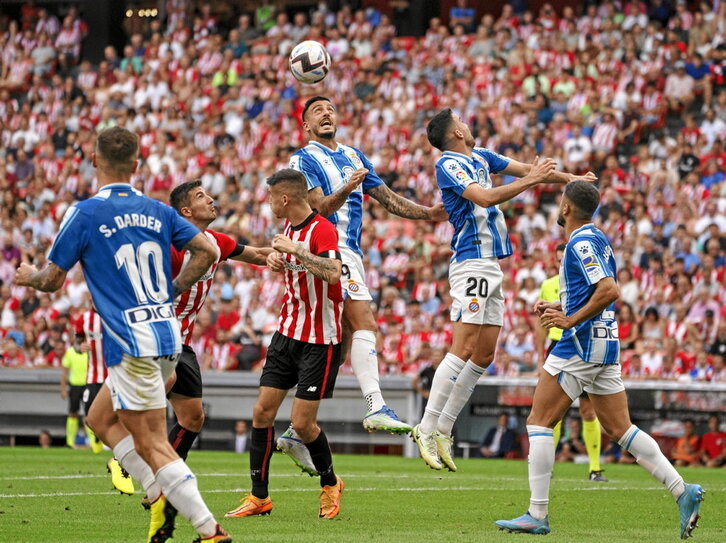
[551,224,620,365]
[48,183,200,367]
[435,148,513,262]
[290,141,383,256]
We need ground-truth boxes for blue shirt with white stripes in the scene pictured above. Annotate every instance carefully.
[290,141,383,256]
[551,224,620,365]
[435,148,513,262]
[48,183,200,367]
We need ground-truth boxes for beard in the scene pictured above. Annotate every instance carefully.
[314,125,336,140]
[557,212,565,227]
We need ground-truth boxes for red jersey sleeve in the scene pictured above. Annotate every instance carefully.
[311,216,340,257]
[208,229,237,261]
[170,245,185,279]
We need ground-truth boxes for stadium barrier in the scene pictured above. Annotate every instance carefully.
[1,370,724,457]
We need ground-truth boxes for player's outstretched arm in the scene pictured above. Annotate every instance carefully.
[173,232,216,297]
[366,184,448,221]
[462,157,556,208]
[230,246,274,266]
[541,277,619,331]
[14,262,67,292]
[308,168,368,217]
[502,158,597,185]
[272,234,342,284]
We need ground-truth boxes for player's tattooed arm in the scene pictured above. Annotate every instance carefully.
[14,262,67,292]
[309,168,368,217]
[272,234,341,284]
[366,184,443,220]
[173,232,216,297]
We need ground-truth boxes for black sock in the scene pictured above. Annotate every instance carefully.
[168,423,199,461]
[250,426,274,499]
[305,429,336,487]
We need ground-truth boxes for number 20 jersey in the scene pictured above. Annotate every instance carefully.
[551,224,620,366]
[48,183,200,367]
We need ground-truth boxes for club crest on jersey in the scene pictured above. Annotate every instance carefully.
[468,298,480,313]
[347,152,363,168]
[347,280,360,292]
[342,165,355,180]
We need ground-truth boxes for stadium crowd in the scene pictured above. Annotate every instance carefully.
[1,0,725,382]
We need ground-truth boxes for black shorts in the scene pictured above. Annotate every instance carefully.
[82,382,103,414]
[169,345,203,398]
[68,385,85,414]
[260,332,341,401]
[546,340,588,399]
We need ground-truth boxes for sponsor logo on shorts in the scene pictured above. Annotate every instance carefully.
[468,298,480,313]
[348,280,360,292]
[307,386,318,392]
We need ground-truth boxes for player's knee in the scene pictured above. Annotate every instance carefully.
[291,419,317,442]
[252,403,276,427]
[179,410,205,432]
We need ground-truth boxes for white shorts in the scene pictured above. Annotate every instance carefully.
[340,246,372,301]
[543,354,625,401]
[449,258,504,325]
[107,353,179,411]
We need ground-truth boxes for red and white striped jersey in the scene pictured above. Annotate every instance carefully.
[172,230,238,345]
[277,213,343,345]
[75,309,107,384]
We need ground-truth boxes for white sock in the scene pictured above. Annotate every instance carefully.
[437,360,484,436]
[113,435,160,502]
[420,353,465,434]
[619,425,685,499]
[351,330,385,412]
[155,459,216,537]
[527,425,554,520]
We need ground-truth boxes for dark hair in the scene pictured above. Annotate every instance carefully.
[556,243,566,252]
[644,306,659,320]
[563,180,600,220]
[302,96,331,121]
[169,180,202,213]
[266,168,307,199]
[95,126,138,176]
[427,108,455,151]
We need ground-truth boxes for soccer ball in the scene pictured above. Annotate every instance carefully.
[289,41,331,84]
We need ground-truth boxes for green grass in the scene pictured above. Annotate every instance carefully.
[0,447,724,542]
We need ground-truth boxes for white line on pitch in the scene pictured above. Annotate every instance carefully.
[4,485,722,499]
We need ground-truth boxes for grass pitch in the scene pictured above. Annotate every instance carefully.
[1,447,724,542]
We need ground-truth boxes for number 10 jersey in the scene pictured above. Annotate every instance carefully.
[48,183,200,366]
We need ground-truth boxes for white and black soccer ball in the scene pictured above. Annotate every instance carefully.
[288,41,331,84]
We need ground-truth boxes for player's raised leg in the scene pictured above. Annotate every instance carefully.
[226,386,285,518]
[589,389,704,539]
[434,323,500,471]
[346,298,412,434]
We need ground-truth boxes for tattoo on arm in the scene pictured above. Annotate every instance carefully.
[26,264,67,292]
[367,185,430,220]
[173,234,215,298]
[293,247,341,283]
[318,185,355,217]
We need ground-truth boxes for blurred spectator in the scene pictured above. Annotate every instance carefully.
[233,420,249,453]
[556,418,587,462]
[670,419,701,467]
[700,413,726,467]
[480,413,517,458]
